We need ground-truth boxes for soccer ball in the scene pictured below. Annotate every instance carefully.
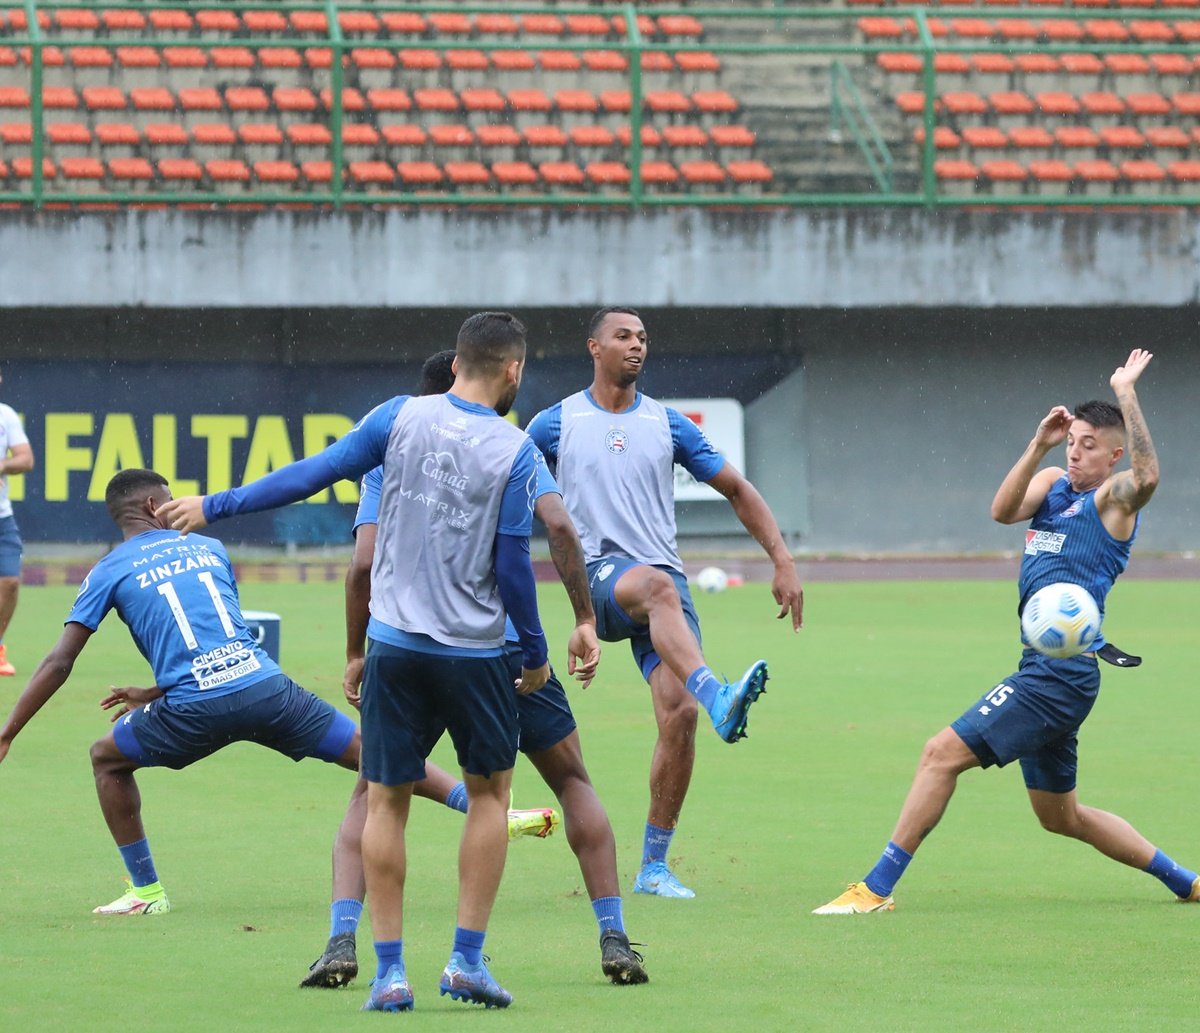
[1020,582,1101,659]
[695,566,729,594]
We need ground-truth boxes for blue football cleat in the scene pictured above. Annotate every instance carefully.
[439,953,512,1009]
[361,964,414,1012]
[710,659,768,743]
[632,860,696,899]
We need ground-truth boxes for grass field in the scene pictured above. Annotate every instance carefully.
[2,576,1198,1032]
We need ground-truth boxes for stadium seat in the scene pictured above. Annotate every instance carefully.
[109,157,153,184]
[239,123,285,162]
[47,121,91,154]
[1037,92,1081,116]
[1074,158,1120,193]
[679,160,725,186]
[430,123,475,158]
[396,161,444,187]
[726,159,773,186]
[350,161,395,187]
[981,159,1028,195]
[60,156,105,189]
[381,124,428,155]
[368,90,413,118]
[414,88,460,113]
[211,48,255,73]
[492,161,539,186]
[1056,125,1102,158]
[255,160,301,186]
[710,124,757,151]
[150,10,193,35]
[1028,159,1074,193]
[1145,125,1191,152]
[475,123,522,156]
[962,125,1008,161]
[586,161,632,188]
[301,160,332,186]
[943,92,988,117]
[914,126,963,151]
[538,160,585,188]
[83,87,127,113]
[1121,158,1167,194]
[244,10,288,34]
[1127,93,1172,120]
[192,123,237,160]
[144,122,189,156]
[1100,125,1146,151]
[1009,125,1055,159]
[275,88,319,117]
[1167,159,1200,186]
[461,88,506,117]
[991,91,1035,127]
[158,158,203,186]
[934,158,978,195]
[95,122,141,155]
[444,160,492,188]
[320,89,367,115]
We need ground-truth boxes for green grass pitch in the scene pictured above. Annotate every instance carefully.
[1,576,1197,1032]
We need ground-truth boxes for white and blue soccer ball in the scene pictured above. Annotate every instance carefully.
[1020,582,1101,659]
[695,566,729,594]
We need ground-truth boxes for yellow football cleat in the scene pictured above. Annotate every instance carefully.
[507,806,559,841]
[812,882,895,915]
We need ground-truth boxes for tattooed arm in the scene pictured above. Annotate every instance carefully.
[533,492,600,687]
[1096,349,1159,536]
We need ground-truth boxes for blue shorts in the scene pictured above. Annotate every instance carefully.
[112,673,356,771]
[506,644,577,755]
[587,557,702,682]
[0,514,22,577]
[951,649,1101,794]
[361,638,518,786]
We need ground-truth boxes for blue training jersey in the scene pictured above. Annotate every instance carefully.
[354,455,561,644]
[67,530,282,704]
[1017,475,1137,649]
[526,390,725,572]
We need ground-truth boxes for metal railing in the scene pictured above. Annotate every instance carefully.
[1,1,1199,207]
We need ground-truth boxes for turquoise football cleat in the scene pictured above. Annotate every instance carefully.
[710,659,768,743]
[439,953,512,1009]
[633,861,695,899]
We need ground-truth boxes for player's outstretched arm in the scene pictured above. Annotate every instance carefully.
[1101,348,1159,516]
[706,464,804,631]
[990,406,1072,524]
[0,623,92,764]
[534,493,600,687]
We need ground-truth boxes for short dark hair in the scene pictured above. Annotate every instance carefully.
[588,306,641,340]
[455,311,527,376]
[105,468,168,518]
[1074,400,1124,431]
[418,349,456,396]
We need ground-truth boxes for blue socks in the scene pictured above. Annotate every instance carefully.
[592,896,624,936]
[863,840,913,898]
[117,837,159,889]
[453,927,486,967]
[330,898,363,939]
[446,782,469,813]
[642,823,674,867]
[1144,849,1198,899]
[685,666,720,714]
[374,939,403,980]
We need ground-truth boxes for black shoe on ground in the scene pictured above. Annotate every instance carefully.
[600,929,649,985]
[300,931,358,989]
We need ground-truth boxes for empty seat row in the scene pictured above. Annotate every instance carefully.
[0,44,721,77]
[917,121,1200,148]
[878,50,1200,79]
[896,88,1200,118]
[860,15,1200,40]
[0,156,771,192]
[0,83,739,118]
[0,118,758,160]
[850,0,1199,8]
[0,9,705,41]
[934,155,1200,189]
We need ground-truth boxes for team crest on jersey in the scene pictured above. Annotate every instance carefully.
[1059,499,1084,519]
[605,428,628,454]
[1025,529,1066,555]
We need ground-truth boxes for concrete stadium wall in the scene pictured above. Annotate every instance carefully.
[2,208,1200,310]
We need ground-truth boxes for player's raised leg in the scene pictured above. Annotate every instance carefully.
[89,732,170,915]
[439,768,515,1008]
[814,726,979,914]
[526,731,648,984]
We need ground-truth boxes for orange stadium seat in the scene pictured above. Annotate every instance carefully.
[1028,159,1074,190]
[380,13,427,36]
[521,14,564,37]
[109,157,153,183]
[1101,125,1146,150]
[211,48,255,72]
[429,123,474,148]
[1075,158,1120,191]
[96,122,141,151]
[491,50,536,74]
[476,123,521,150]
[83,87,127,113]
[275,88,319,116]
[710,124,757,150]
[980,159,1028,192]
[158,158,203,185]
[396,161,443,186]
[150,10,193,34]
[349,160,395,186]
[102,9,145,32]
[492,160,539,186]
[243,10,287,33]
[539,160,585,187]
[59,158,104,188]
[583,51,627,74]
[914,126,963,150]
[680,159,725,185]
[1167,159,1200,185]
[429,12,472,36]
[164,48,207,72]
[381,124,428,150]
[368,90,413,116]
[301,160,332,185]
[207,159,252,188]
[461,88,506,115]
[445,160,492,187]
[540,51,582,74]
[586,161,632,186]
[726,159,773,185]
[1146,125,1191,150]
[414,88,460,113]
[255,161,300,186]
[320,89,367,114]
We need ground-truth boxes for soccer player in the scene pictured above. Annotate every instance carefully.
[160,312,555,1011]
[0,468,364,921]
[526,307,804,899]
[343,348,648,985]
[815,349,1200,914]
[0,366,35,676]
